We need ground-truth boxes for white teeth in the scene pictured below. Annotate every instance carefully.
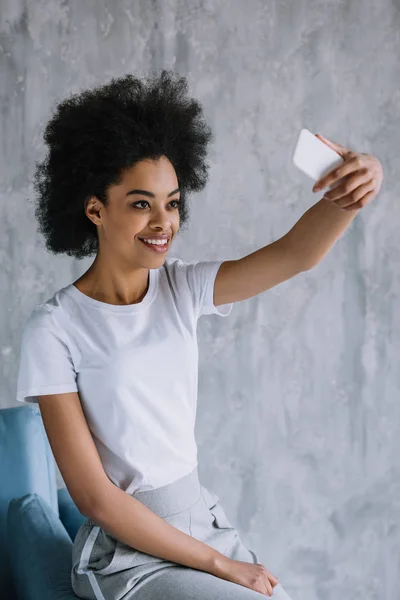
[142,238,168,245]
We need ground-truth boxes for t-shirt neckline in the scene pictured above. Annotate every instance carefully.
[63,268,158,313]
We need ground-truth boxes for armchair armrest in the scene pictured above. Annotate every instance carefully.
[7,493,80,600]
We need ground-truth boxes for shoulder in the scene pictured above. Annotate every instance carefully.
[162,256,203,277]
[22,287,70,335]
[161,256,206,292]
[25,303,55,329]
[20,307,57,353]
[162,256,187,271]
[161,256,192,282]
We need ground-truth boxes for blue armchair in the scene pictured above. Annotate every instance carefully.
[1,404,86,600]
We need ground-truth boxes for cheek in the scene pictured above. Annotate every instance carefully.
[105,215,138,247]
[117,209,144,231]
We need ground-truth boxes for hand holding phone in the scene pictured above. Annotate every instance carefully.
[292,128,345,191]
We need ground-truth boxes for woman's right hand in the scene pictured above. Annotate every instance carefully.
[212,556,280,596]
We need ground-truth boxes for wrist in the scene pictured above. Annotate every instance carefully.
[208,552,232,577]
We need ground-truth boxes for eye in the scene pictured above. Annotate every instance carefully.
[131,200,149,209]
[131,199,181,209]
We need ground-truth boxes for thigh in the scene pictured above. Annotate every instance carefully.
[129,565,271,600]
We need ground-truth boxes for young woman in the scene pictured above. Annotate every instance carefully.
[16,69,383,600]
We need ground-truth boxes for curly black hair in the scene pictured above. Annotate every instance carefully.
[32,69,214,259]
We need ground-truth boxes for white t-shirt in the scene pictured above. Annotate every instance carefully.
[16,257,233,494]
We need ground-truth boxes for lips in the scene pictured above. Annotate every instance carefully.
[139,238,169,241]
[139,238,170,253]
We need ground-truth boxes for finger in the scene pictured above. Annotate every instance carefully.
[313,156,363,192]
[315,133,349,157]
[266,570,279,585]
[341,189,376,211]
[264,577,273,597]
[332,180,375,209]
[323,168,371,201]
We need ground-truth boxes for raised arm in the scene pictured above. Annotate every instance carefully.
[213,140,383,307]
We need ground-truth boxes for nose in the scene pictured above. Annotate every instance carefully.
[149,207,175,231]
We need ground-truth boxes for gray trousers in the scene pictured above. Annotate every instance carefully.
[71,466,293,599]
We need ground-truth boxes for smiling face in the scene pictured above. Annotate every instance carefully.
[85,155,181,268]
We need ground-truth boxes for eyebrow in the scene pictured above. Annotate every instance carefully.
[126,187,180,198]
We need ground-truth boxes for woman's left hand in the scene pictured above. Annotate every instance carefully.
[311,133,384,211]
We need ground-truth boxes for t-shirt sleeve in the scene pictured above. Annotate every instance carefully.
[16,306,78,404]
[178,259,233,319]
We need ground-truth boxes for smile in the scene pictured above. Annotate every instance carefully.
[139,238,170,253]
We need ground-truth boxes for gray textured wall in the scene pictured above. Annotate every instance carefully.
[2,1,399,599]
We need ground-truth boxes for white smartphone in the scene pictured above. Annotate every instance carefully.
[292,128,344,191]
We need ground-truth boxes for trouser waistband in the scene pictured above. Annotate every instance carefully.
[130,466,202,517]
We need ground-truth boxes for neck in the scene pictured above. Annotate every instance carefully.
[73,253,151,306]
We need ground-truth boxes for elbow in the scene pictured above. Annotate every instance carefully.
[78,501,110,525]
[77,501,95,520]
[73,495,95,520]
[74,489,109,522]
[282,233,315,273]
[298,251,321,271]
[78,495,108,522]
[301,258,318,271]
